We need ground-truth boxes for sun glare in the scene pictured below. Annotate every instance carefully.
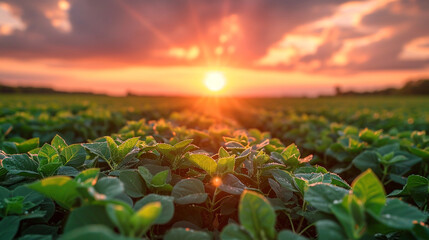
[204,72,226,92]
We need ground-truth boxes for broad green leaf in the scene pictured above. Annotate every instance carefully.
[2,154,40,178]
[270,169,296,192]
[94,177,124,198]
[219,174,246,195]
[61,225,132,240]
[174,139,193,150]
[75,168,99,185]
[51,135,67,152]
[388,175,428,208]
[105,137,120,162]
[134,194,175,224]
[352,151,383,176]
[0,216,21,240]
[164,228,212,240]
[12,186,45,208]
[268,178,293,203]
[412,223,429,240]
[220,224,253,240]
[352,169,386,215]
[218,147,230,158]
[119,171,146,198]
[106,204,134,235]
[156,143,174,156]
[16,138,39,153]
[373,199,427,230]
[57,166,79,177]
[188,154,217,176]
[305,183,349,213]
[64,205,116,233]
[239,190,276,240]
[316,220,347,240]
[359,128,382,143]
[217,156,235,175]
[151,170,169,187]
[171,179,208,205]
[38,162,61,177]
[138,166,153,187]
[61,144,86,168]
[82,142,111,161]
[27,176,79,209]
[331,194,366,240]
[106,137,139,164]
[131,202,162,237]
[38,144,60,165]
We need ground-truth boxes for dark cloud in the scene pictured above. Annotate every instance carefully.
[0,0,428,72]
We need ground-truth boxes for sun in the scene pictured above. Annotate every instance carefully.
[204,71,226,92]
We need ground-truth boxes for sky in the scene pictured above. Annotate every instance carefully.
[0,0,428,97]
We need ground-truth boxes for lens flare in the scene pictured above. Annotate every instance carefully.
[204,72,226,92]
[211,177,222,187]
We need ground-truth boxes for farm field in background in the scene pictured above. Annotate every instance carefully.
[0,94,428,240]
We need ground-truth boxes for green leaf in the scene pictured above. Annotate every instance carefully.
[316,220,347,240]
[134,194,175,224]
[412,223,429,240]
[174,139,193,150]
[388,175,428,208]
[0,216,21,240]
[61,144,86,168]
[56,166,79,177]
[61,225,132,240]
[171,179,208,205]
[359,128,382,143]
[131,202,162,237]
[352,169,386,215]
[352,151,383,177]
[218,147,230,158]
[119,171,146,198]
[106,203,134,235]
[75,168,99,185]
[51,135,67,152]
[156,143,174,156]
[164,228,212,240]
[373,198,427,230]
[305,183,349,213]
[94,177,124,198]
[138,166,153,187]
[151,170,169,187]
[64,205,116,233]
[38,162,61,177]
[331,194,366,240]
[38,144,60,165]
[82,142,111,161]
[239,190,276,240]
[219,174,246,195]
[188,154,217,176]
[111,137,139,164]
[220,224,253,240]
[16,138,39,153]
[2,154,40,178]
[27,176,79,209]
[217,156,235,175]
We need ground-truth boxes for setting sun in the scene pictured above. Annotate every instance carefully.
[204,72,226,92]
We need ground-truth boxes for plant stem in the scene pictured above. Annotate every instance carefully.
[286,213,295,233]
[298,222,315,235]
[296,201,307,233]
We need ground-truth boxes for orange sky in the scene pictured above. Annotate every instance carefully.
[0,0,428,97]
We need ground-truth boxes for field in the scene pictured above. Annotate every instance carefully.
[1,94,428,240]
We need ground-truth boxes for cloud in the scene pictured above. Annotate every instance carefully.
[0,0,428,73]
